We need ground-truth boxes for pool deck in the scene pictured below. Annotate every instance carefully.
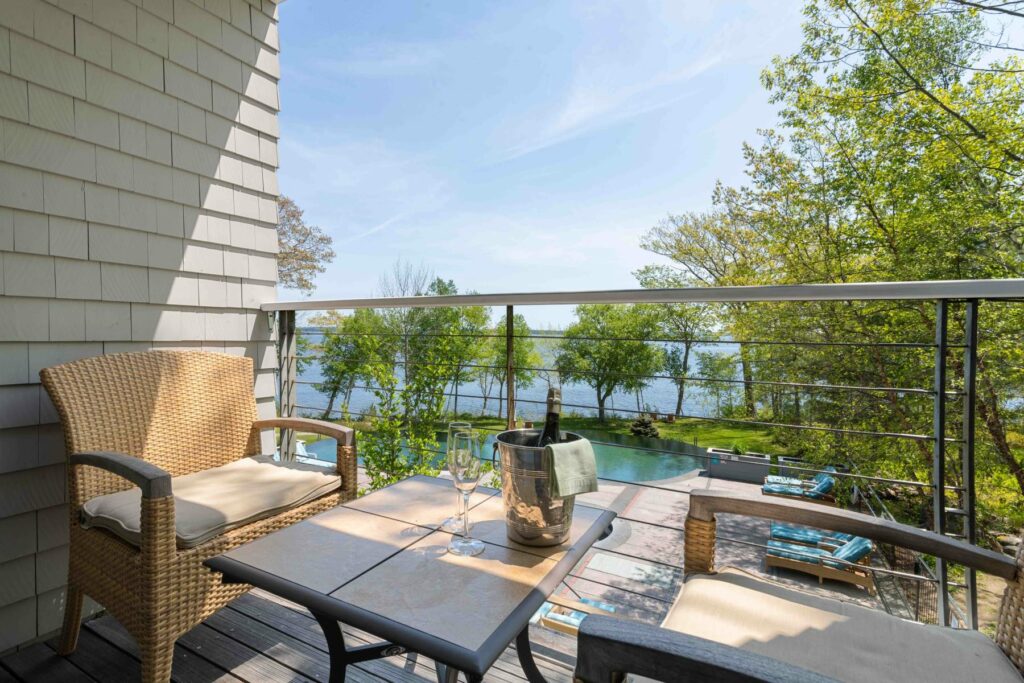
[1,468,881,682]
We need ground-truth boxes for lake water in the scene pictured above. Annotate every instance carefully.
[295,332,731,482]
[297,333,738,423]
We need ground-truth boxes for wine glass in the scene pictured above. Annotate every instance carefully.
[441,421,472,533]
[447,431,485,557]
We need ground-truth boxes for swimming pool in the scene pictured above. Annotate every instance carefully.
[302,429,706,484]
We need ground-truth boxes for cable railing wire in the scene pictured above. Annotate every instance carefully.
[298,327,948,349]
[292,401,954,492]
[293,358,947,397]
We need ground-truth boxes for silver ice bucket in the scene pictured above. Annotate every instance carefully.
[495,429,580,546]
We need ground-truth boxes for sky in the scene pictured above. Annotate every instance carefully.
[275,1,806,325]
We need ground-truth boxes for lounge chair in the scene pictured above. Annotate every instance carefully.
[765,465,837,487]
[572,489,1022,683]
[762,474,836,504]
[764,536,876,594]
[769,521,855,546]
[40,350,358,682]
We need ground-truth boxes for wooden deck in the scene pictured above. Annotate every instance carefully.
[0,472,882,682]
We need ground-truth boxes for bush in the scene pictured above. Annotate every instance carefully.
[630,415,660,438]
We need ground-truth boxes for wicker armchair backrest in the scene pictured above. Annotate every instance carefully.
[995,543,1024,673]
[41,351,260,499]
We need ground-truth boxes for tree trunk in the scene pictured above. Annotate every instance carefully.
[498,380,505,420]
[453,365,461,416]
[597,390,606,421]
[677,343,691,417]
[322,387,339,420]
[978,369,1024,497]
[739,344,756,417]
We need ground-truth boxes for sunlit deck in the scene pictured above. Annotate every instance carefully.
[0,470,888,682]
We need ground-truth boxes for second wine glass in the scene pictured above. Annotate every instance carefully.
[447,431,484,557]
[441,421,471,533]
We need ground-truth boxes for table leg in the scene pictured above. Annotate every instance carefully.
[315,613,349,683]
[516,625,549,683]
[435,663,459,683]
[314,613,409,683]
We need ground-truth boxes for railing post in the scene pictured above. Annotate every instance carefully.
[961,299,979,628]
[279,309,297,461]
[932,299,949,626]
[506,305,516,430]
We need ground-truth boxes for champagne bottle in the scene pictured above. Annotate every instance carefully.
[536,387,562,447]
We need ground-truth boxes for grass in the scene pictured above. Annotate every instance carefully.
[294,413,777,454]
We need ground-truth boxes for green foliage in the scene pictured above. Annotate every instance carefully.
[311,309,386,419]
[478,312,542,419]
[630,415,660,438]
[638,0,1024,534]
[556,304,664,420]
[695,351,740,414]
[635,268,716,417]
[356,324,405,490]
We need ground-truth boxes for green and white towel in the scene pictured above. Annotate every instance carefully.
[545,439,598,498]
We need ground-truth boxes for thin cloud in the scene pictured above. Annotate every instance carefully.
[315,42,443,78]
[496,43,724,162]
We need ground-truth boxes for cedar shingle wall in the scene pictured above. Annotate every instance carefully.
[0,0,282,652]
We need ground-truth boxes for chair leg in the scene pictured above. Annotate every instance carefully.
[140,636,175,683]
[56,583,85,655]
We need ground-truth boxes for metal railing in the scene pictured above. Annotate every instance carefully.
[267,278,1024,629]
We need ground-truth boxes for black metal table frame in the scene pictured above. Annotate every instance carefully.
[312,612,548,683]
[207,503,616,683]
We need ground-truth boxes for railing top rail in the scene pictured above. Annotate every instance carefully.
[263,279,1024,311]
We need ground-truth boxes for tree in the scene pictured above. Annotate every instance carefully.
[277,196,335,293]
[696,351,739,414]
[637,0,1024,531]
[639,212,766,417]
[484,313,541,420]
[446,304,490,416]
[555,305,663,421]
[634,268,715,417]
[311,309,386,419]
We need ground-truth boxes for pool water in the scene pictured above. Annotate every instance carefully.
[303,430,705,484]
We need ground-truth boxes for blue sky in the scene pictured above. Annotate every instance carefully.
[276,1,804,324]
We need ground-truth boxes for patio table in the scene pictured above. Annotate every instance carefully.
[206,474,616,683]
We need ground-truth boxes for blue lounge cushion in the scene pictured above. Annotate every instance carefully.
[764,474,801,485]
[761,483,804,496]
[765,466,837,487]
[805,476,835,498]
[825,537,873,569]
[770,522,855,546]
[765,539,831,563]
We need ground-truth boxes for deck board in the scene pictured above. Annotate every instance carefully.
[1,473,888,682]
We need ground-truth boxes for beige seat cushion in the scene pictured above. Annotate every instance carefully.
[81,456,341,549]
[659,568,1020,683]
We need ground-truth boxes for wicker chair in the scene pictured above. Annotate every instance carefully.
[40,350,358,683]
[574,489,1023,682]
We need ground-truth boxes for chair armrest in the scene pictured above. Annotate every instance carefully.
[574,615,834,683]
[70,451,172,499]
[688,489,1017,580]
[252,417,354,446]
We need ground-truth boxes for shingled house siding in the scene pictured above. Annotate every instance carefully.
[0,0,282,652]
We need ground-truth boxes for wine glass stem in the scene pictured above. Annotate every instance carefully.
[462,491,471,539]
